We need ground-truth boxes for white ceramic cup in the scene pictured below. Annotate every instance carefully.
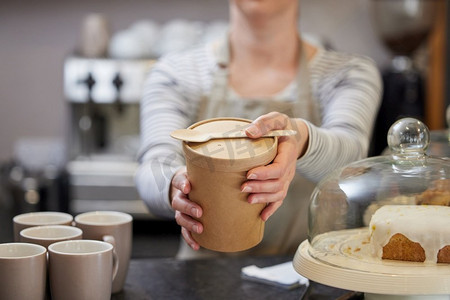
[48,240,118,300]
[20,225,82,249]
[75,211,132,293]
[0,243,47,300]
[13,211,73,241]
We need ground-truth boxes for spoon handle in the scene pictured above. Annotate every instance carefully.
[260,130,297,138]
[171,128,297,142]
[211,129,297,139]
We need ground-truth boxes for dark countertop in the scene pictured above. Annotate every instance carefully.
[111,256,359,300]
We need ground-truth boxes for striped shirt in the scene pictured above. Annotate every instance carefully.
[136,42,382,218]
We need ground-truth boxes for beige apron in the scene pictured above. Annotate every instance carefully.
[177,37,321,259]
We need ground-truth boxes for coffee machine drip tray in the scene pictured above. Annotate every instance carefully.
[67,158,155,220]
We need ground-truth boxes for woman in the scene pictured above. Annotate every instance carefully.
[136,0,382,258]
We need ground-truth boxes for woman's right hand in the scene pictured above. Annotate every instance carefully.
[170,167,203,250]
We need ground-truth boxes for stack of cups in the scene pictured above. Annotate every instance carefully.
[1,210,132,300]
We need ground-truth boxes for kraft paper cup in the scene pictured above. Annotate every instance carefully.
[182,117,277,252]
[13,211,73,241]
[48,240,118,300]
[20,225,82,249]
[0,243,47,300]
[75,211,132,294]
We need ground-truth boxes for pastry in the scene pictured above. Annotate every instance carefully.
[369,205,450,263]
[416,179,450,206]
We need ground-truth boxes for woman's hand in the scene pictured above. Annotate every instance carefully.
[242,112,309,221]
[170,167,203,250]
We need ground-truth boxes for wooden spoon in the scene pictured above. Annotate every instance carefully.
[170,128,297,143]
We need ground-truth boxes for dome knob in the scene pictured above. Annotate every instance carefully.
[387,118,430,155]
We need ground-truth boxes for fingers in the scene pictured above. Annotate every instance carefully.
[245,112,290,138]
[242,134,297,221]
[246,127,299,182]
[171,188,203,234]
[172,168,190,194]
[175,208,203,232]
[173,196,203,251]
[181,227,200,251]
[241,178,284,194]
[260,201,283,221]
[243,163,291,222]
[247,160,295,181]
[247,164,281,181]
[172,188,202,218]
[171,168,203,251]
[247,189,287,206]
[243,174,289,206]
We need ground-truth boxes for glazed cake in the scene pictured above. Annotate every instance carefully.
[369,205,450,263]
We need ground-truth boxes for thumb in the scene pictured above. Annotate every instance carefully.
[245,112,289,138]
[245,123,261,138]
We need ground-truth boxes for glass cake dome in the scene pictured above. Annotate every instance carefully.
[308,117,450,243]
[293,118,450,298]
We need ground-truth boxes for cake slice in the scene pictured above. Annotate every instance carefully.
[369,205,450,263]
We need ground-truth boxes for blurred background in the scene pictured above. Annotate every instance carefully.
[0,0,448,256]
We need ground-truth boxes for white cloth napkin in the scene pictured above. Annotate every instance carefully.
[241,261,309,290]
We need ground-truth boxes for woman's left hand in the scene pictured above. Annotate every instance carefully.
[241,112,309,221]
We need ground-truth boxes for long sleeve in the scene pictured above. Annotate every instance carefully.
[297,54,382,182]
[135,45,215,218]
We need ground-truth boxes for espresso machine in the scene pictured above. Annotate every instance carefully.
[63,56,155,219]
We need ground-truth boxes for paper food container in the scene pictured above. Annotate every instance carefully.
[182,117,278,252]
